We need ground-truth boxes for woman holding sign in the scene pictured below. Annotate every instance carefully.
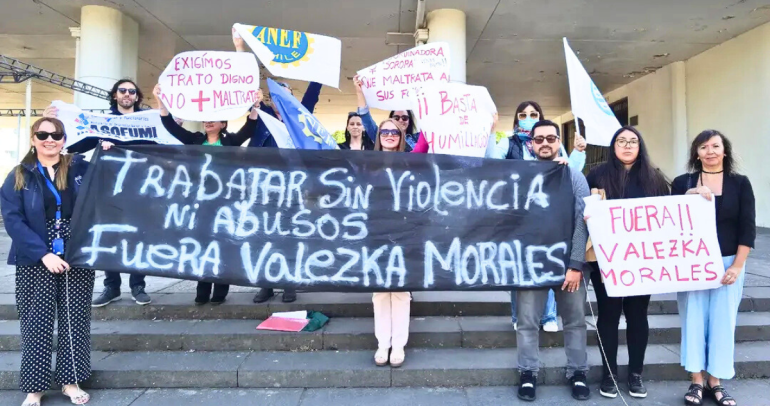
[672,130,755,406]
[153,84,262,305]
[0,118,112,406]
[585,126,670,399]
[371,118,409,367]
[353,75,419,152]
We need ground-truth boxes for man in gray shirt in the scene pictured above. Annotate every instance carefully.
[516,120,591,402]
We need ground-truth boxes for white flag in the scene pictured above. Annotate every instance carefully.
[233,23,341,88]
[563,38,621,147]
[257,110,295,149]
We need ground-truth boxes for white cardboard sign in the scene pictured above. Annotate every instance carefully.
[357,42,451,111]
[410,82,496,157]
[584,194,725,297]
[158,51,260,121]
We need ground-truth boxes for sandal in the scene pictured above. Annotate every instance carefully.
[21,401,40,406]
[706,383,737,406]
[684,383,704,405]
[374,348,389,366]
[62,386,90,405]
[390,347,405,368]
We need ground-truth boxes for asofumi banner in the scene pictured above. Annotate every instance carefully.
[356,42,451,111]
[583,194,725,297]
[158,51,261,121]
[54,101,182,150]
[233,23,342,88]
[66,145,576,292]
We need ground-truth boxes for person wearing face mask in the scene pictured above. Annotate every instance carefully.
[672,130,754,406]
[486,101,586,333]
[371,118,410,368]
[339,112,374,150]
[585,126,670,399]
[0,118,113,406]
[153,84,262,305]
[353,75,419,152]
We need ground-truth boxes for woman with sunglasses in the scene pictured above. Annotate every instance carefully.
[1,118,113,406]
[153,83,262,305]
[339,112,374,150]
[353,75,419,151]
[371,119,410,368]
[585,126,670,399]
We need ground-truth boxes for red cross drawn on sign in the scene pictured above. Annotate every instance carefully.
[191,90,210,112]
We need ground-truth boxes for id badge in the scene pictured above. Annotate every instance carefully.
[52,238,65,256]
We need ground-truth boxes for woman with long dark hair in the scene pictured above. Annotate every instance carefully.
[673,130,753,406]
[585,126,670,399]
[339,112,374,150]
[353,75,419,151]
[1,118,111,406]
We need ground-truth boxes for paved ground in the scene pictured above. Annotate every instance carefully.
[1,380,770,405]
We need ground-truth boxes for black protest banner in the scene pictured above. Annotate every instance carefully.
[67,145,576,291]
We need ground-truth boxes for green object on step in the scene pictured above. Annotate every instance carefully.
[302,311,329,332]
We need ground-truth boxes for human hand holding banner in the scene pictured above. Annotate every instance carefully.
[356,42,451,111]
[158,51,261,121]
[411,82,497,157]
[584,194,725,297]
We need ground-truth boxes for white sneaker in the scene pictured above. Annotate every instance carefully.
[512,322,517,331]
[542,320,558,332]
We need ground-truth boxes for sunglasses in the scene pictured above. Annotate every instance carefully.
[34,131,65,141]
[392,115,410,122]
[379,129,401,137]
[118,88,137,95]
[517,112,540,120]
[532,135,560,144]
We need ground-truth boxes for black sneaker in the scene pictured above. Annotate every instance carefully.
[628,373,647,398]
[517,371,537,402]
[131,286,151,305]
[599,374,618,398]
[210,295,227,305]
[92,288,121,308]
[253,288,274,303]
[282,289,297,303]
[570,371,591,401]
[194,295,209,305]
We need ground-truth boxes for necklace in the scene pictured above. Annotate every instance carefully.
[702,169,723,174]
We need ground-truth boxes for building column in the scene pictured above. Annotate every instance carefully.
[670,61,689,176]
[74,5,139,109]
[426,9,466,84]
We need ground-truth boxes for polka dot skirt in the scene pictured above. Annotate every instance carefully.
[16,219,95,393]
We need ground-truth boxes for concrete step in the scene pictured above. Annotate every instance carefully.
[3,380,770,406]
[0,343,768,389]
[0,313,768,352]
[1,289,768,320]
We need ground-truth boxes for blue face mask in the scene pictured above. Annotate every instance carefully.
[517,117,538,139]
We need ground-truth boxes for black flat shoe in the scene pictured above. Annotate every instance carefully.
[194,296,209,305]
[253,288,274,303]
[210,296,227,305]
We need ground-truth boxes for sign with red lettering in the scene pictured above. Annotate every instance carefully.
[411,82,496,157]
[357,42,451,111]
[584,195,725,297]
[158,51,260,121]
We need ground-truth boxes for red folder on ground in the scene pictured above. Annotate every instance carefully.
[256,316,309,332]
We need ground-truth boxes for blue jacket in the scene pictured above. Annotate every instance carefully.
[1,155,89,266]
[248,81,323,148]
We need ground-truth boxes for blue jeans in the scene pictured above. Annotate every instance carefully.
[103,271,145,291]
[511,289,557,324]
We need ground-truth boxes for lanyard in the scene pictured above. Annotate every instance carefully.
[36,162,62,223]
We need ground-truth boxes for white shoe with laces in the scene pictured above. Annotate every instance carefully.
[542,320,559,333]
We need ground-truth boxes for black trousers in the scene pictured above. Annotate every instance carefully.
[589,262,651,377]
[16,265,95,393]
[196,282,229,300]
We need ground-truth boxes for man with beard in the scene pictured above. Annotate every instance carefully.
[515,120,591,402]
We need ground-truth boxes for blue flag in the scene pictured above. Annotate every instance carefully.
[267,78,338,150]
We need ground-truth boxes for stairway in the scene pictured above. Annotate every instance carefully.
[0,289,768,390]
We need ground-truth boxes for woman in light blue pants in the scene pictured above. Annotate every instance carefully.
[672,130,755,406]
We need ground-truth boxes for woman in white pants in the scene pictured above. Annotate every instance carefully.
[371,119,410,367]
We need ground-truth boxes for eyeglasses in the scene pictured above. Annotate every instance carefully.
[616,139,640,148]
[34,131,65,141]
[392,115,409,122]
[118,88,137,95]
[517,112,540,120]
[532,135,560,144]
[379,129,401,137]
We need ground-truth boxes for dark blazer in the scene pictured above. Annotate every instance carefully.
[671,172,756,256]
[160,114,257,146]
[1,155,89,265]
